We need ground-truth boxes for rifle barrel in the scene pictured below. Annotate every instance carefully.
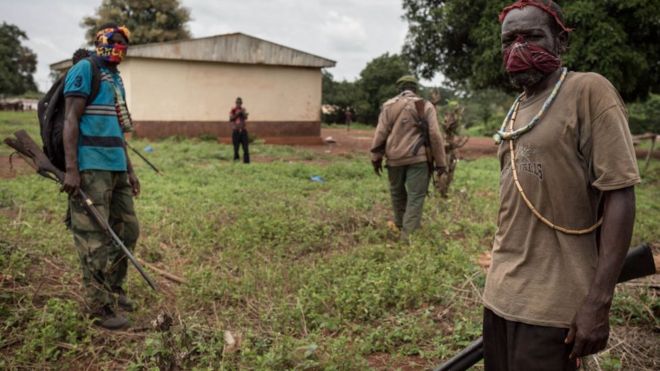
[126,141,161,175]
[78,188,159,291]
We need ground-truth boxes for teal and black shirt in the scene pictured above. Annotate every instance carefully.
[63,58,127,172]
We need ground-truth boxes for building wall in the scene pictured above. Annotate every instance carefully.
[119,58,322,142]
[123,58,324,121]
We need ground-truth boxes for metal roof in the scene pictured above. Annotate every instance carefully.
[51,32,336,70]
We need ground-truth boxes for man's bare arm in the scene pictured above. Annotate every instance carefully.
[123,144,140,196]
[62,97,86,195]
[566,186,636,358]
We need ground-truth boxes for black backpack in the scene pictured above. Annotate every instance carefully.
[37,56,101,171]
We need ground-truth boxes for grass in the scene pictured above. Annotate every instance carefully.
[0,111,658,370]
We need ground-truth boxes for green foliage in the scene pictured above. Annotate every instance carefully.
[81,0,192,46]
[402,0,660,101]
[628,93,660,134]
[0,22,38,96]
[358,53,413,124]
[459,89,513,132]
[15,299,89,364]
[322,69,368,124]
[322,53,412,125]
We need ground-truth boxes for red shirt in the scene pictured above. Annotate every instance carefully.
[230,106,247,131]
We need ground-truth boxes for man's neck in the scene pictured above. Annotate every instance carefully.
[523,68,563,98]
[94,55,119,72]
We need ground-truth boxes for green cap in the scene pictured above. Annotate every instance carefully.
[396,75,419,89]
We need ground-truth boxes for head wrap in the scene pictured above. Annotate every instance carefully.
[499,0,572,33]
[95,25,131,64]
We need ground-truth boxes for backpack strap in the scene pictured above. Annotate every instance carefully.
[86,57,102,105]
[414,100,425,118]
[411,100,429,156]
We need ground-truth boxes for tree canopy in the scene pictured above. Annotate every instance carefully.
[358,53,413,123]
[402,0,660,101]
[0,22,38,96]
[322,53,413,125]
[82,0,192,46]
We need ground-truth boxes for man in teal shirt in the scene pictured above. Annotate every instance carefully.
[62,23,140,330]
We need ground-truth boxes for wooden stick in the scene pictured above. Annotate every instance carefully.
[136,258,186,284]
[643,135,656,173]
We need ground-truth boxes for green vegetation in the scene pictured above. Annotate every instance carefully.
[402,0,660,101]
[0,22,38,96]
[1,111,657,369]
[81,0,191,46]
[322,53,412,125]
[629,94,660,134]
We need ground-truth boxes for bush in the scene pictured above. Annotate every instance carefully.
[628,94,660,134]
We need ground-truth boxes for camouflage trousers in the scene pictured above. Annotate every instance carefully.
[70,170,139,311]
[387,162,430,238]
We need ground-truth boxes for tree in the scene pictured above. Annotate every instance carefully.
[82,0,192,46]
[628,94,660,134]
[322,54,413,125]
[462,88,512,128]
[0,22,38,96]
[358,53,413,124]
[321,70,368,124]
[402,0,660,101]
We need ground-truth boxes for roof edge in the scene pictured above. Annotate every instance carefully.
[129,32,336,66]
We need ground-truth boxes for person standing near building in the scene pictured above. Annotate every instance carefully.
[482,1,640,369]
[370,75,447,241]
[345,107,353,131]
[230,97,250,163]
[62,23,140,330]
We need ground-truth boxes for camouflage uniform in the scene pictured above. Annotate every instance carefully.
[70,170,139,310]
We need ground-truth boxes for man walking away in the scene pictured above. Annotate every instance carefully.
[62,23,140,330]
[230,97,250,163]
[370,75,447,241]
[483,1,640,369]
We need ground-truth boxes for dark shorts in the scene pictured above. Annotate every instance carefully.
[483,307,578,371]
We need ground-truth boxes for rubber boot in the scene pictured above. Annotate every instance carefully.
[113,287,136,312]
[92,305,130,330]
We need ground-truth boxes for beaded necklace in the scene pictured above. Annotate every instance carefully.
[501,68,604,235]
[493,67,568,145]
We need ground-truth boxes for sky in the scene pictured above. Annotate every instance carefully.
[0,0,442,92]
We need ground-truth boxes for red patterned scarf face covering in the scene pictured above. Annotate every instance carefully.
[96,43,127,64]
[503,35,561,74]
[95,26,130,64]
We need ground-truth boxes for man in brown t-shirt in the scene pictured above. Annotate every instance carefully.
[482,1,640,369]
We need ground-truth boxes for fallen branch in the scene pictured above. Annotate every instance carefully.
[633,132,658,173]
[136,258,186,284]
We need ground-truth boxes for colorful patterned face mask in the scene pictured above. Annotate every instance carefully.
[95,26,131,64]
[503,35,561,74]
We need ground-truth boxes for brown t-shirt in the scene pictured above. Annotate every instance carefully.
[483,72,640,328]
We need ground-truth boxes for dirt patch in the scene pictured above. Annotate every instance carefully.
[0,156,33,179]
[367,353,433,371]
[302,128,498,160]
[636,148,660,160]
[306,128,657,161]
